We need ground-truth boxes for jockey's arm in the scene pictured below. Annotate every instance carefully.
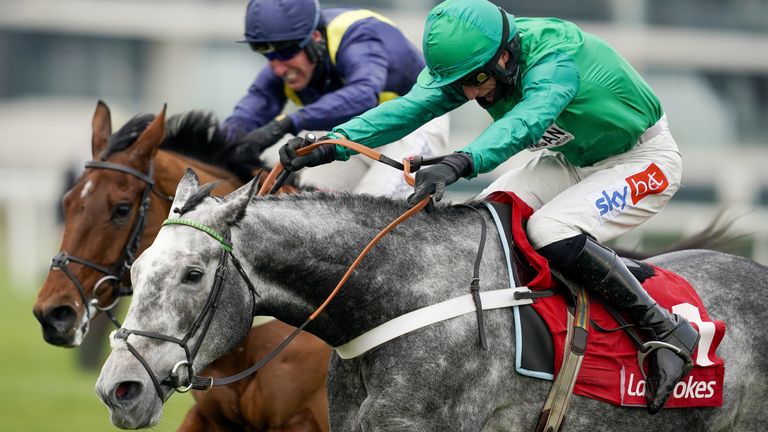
[289,31,391,132]
[331,83,465,160]
[222,68,288,141]
[460,51,580,177]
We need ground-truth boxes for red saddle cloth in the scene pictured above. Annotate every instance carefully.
[488,192,726,408]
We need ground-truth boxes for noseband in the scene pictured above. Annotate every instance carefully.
[115,218,260,400]
[49,161,172,327]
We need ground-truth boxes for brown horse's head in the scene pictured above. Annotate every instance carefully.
[33,101,170,347]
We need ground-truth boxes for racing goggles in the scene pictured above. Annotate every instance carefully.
[457,7,510,87]
[249,40,303,61]
[458,69,493,87]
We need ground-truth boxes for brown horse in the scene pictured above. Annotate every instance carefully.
[32,101,331,431]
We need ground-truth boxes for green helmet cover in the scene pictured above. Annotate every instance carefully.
[418,0,516,88]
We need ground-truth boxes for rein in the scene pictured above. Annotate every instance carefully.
[259,137,446,195]
[49,161,172,327]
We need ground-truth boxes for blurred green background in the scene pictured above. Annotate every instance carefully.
[0,266,194,431]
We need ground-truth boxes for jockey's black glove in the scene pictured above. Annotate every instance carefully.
[228,115,294,167]
[406,152,473,207]
[279,134,336,172]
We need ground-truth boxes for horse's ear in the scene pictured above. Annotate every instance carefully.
[131,104,166,161]
[213,178,258,225]
[169,168,200,216]
[91,100,112,158]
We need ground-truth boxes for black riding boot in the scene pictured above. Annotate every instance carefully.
[541,236,699,414]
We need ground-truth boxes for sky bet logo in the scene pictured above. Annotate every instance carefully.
[590,163,669,220]
[595,186,630,217]
[626,163,669,204]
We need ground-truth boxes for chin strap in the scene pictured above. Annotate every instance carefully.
[498,31,521,87]
[305,36,327,64]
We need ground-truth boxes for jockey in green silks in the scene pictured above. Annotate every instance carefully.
[278,0,699,414]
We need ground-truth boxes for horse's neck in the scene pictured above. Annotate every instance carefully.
[139,151,243,253]
[238,196,507,346]
[155,150,241,195]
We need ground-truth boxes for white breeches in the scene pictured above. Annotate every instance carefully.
[479,115,682,249]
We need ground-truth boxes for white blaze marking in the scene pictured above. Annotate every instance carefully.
[81,180,94,199]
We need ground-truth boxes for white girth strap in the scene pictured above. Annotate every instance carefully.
[334,287,534,359]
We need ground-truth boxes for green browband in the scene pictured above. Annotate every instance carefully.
[162,218,233,252]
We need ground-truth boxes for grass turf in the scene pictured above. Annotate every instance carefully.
[0,271,194,431]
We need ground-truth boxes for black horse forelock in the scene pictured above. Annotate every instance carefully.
[175,182,221,216]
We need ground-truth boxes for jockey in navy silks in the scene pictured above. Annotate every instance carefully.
[223,0,449,197]
[279,0,700,414]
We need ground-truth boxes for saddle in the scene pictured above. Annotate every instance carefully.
[486,192,726,410]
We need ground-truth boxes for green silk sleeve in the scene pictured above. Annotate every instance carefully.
[461,51,580,176]
[332,83,466,160]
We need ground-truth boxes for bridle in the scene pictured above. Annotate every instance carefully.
[114,219,261,400]
[49,160,172,327]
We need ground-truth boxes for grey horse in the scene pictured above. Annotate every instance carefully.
[96,170,768,431]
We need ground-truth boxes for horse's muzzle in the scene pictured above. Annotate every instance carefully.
[33,304,80,346]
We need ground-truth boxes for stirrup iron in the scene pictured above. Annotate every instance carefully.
[636,340,693,379]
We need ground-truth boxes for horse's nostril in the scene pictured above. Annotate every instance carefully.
[49,305,77,325]
[115,381,142,402]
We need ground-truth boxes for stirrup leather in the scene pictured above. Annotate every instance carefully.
[636,340,694,379]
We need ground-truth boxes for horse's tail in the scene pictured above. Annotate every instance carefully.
[616,207,751,260]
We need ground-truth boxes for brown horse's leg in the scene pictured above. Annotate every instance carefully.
[270,356,331,432]
[304,388,331,432]
[268,387,330,432]
[177,405,212,432]
[275,408,323,432]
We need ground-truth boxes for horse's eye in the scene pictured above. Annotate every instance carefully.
[112,202,132,221]
[182,269,204,284]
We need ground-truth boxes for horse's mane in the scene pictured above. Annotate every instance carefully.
[164,111,279,183]
[104,110,266,182]
[258,191,474,220]
[162,111,231,166]
[104,114,155,157]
